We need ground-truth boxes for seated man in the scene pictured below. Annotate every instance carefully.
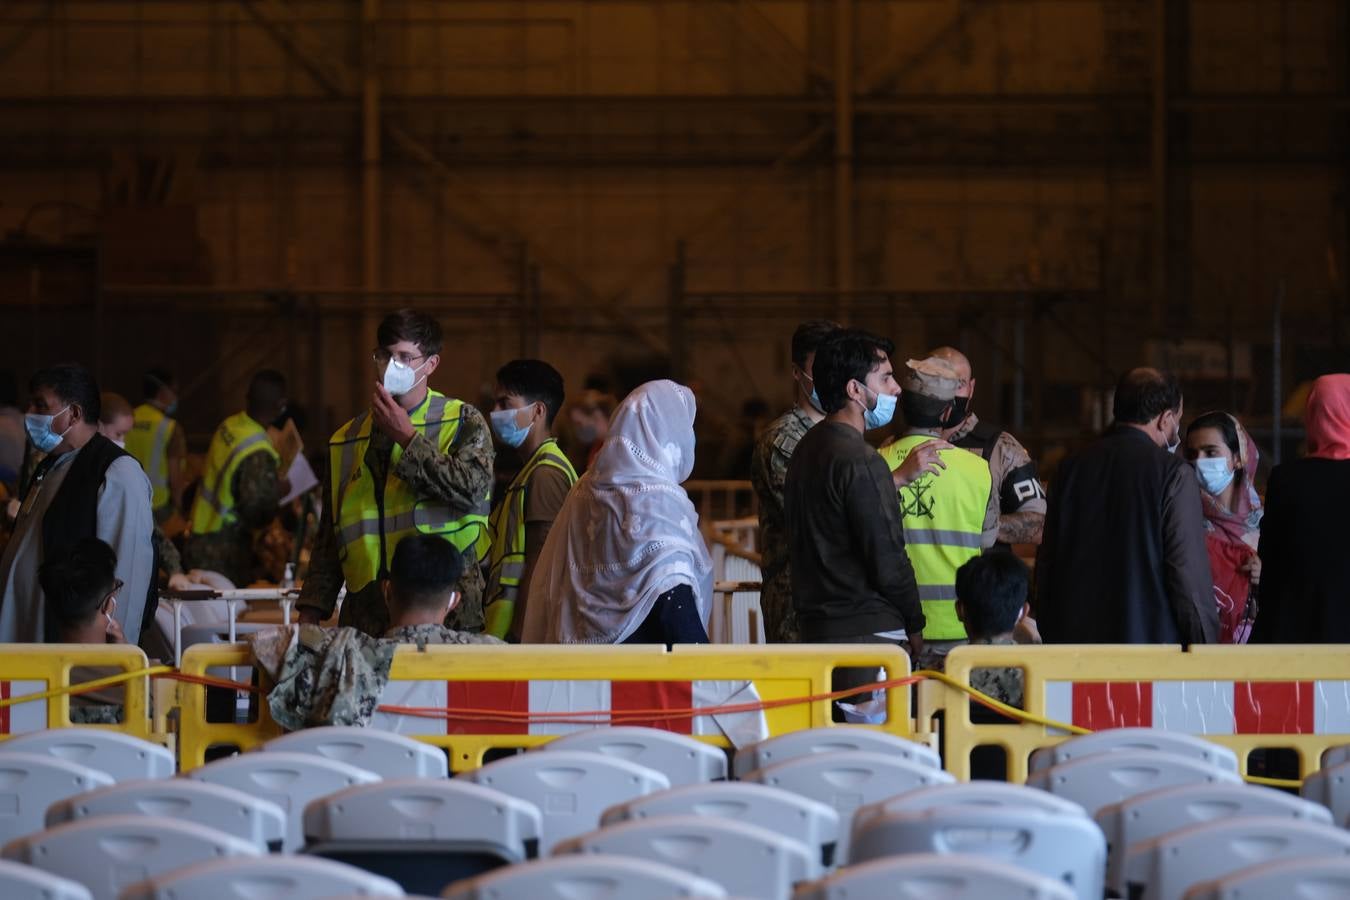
[954,552,1034,709]
[37,537,127,723]
[252,534,504,730]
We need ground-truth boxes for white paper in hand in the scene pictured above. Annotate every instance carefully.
[279,452,319,505]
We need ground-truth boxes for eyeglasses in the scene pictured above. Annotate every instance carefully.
[373,349,426,367]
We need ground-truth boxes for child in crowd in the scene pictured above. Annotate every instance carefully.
[954,553,1033,709]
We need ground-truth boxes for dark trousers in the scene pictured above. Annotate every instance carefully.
[623,584,710,646]
[805,633,907,722]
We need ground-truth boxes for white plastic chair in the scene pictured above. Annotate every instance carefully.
[303,779,542,894]
[116,855,404,900]
[600,781,840,869]
[1182,855,1350,900]
[793,853,1076,900]
[1098,781,1333,894]
[0,753,114,845]
[848,806,1105,900]
[46,778,287,852]
[184,750,379,851]
[259,726,449,779]
[1321,744,1350,770]
[1027,728,1239,775]
[463,750,669,854]
[732,727,940,778]
[0,858,92,900]
[742,750,954,864]
[1302,757,1350,827]
[1025,749,1242,819]
[0,730,174,783]
[1,814,258,900]
[441,853,728,900]
[556,814,817,896]
[539,727,728,786]
[1121,815,1350,900]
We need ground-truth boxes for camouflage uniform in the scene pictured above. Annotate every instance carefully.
[152,525,182,577]
[949,414,1047,547]
[70,702,123,725]
[182,452,282,586]
[966,635,1024,708]
[254,622,502,730]
[299,405,495,637]
[750,407,815,644]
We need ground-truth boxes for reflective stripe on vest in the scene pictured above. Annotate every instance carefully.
[329,391,491,594]
[880,434,993,640]
[189,412,279,536]
[127,404,175,510]
[483,439,578,638]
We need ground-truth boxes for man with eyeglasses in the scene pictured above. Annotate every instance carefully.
[184,369,291,587]
[298,308,495,636]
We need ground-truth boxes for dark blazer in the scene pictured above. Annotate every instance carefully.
[1251,457,1350,643]
[1036,426,1217,644]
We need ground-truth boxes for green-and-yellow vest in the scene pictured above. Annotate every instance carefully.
[483,439,577,638]
[126,403,177,511]
[190,411,280,535]
[329,390,490,594]
[879,434,993,640]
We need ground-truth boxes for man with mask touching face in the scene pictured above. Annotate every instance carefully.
[0,364,154,643]
[784,330,930,709]
[483,359,577,641]
[299,309,495,636]
[1036,367,1217,644]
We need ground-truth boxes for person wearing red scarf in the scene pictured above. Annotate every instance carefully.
[1184,412,1262,643]
[1250,374,1350,643]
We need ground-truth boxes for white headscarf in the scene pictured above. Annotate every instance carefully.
[521,380,713,644]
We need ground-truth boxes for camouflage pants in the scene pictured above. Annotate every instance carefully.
[759,567,799,644]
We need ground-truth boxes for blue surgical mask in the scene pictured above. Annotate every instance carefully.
[808,387,824,414]
[1195,457,1235,495]
[164,400,179,417]
[25,405,72,453]
[490,406,535,449]
[382,358,428,397]
[856,382,897,430]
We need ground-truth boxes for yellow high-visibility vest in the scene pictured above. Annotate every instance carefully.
[329,391,490,593]
[190,411,279,535]
[126,403,177,511]
[483,439,577,638]
[880,434,993,640]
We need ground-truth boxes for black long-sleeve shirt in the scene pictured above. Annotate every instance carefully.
[1036,426,1217,644]
[784,421,925,641]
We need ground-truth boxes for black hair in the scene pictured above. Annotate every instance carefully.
[389,534,465,612]
[497,359,566,427]
[143,367,174,401]
[378,308,443,358]
[1186,411,1241,459]
[39,537,117,637]
[811,329,896,415]
[30,362,100,423]
[900,391,951,429]
[246,369,287,418]
[791,320,842,369]
[1114,368,1182,425]
[955,553,1029,640]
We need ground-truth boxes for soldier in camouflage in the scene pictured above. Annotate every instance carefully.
[298,310,495,636]
[954,552,1036,708]
[931,346,1048,550]
[257,534,502,730]
[751,321,838,643]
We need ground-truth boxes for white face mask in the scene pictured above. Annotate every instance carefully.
[382,357,429,397]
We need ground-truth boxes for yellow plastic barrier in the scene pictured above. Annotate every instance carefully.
[941,644,1350,782]
[178,642,912,772]
[0,644,154,739]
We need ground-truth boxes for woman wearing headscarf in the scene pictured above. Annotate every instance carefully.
[1184,412,1262,643]
[521,380,713,645]
[1250,374,1350,643]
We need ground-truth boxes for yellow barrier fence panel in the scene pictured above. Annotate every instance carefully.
[942,644,1350,783]
[177,643,281,769]
[177,641,911,773]
[0,644,154,739]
